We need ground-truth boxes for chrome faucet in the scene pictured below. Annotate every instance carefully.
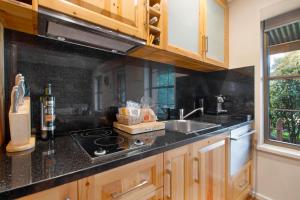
[179,99,204,120]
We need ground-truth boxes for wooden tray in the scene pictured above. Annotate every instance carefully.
[113,121,165,134]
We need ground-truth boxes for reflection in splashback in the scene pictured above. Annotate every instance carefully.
[4,30,254,136]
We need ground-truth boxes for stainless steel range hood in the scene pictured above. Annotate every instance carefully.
[38,8,145,55]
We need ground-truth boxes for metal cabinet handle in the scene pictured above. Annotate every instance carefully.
[65,198,70,200]
[166,169,172,199]
[194,158,200,183]
[111,179,148,199]
[230,130,256,141]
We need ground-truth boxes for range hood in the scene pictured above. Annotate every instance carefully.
[38,8,145,55]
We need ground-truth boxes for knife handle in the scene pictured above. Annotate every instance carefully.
[15,73,22,86]
[18,77,25,105]
[10,86,19,113]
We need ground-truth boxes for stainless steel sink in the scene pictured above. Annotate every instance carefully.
[164,120,220,134]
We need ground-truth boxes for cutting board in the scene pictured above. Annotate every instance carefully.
[113,121,165,134]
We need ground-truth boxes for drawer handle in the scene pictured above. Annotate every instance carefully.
[111,179,148,199]
[194,158,200,183]
[230,130,256,141]
[166,169,172,199]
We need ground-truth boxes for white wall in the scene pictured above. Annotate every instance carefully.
[228,0,300,200]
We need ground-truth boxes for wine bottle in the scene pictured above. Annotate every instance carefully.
[40,84,56,140]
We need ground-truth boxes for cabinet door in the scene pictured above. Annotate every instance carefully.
[192,134,228,200]
[163,0,203,60]
[228,161,252,200]
[38,0,147,39]
[17,181,78,200]
[0,0,37,34]
[78,154,163,200]
[203,0,228,67]
[164,145,192,200]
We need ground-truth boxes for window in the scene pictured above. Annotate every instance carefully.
[150,66,175,119]
[263,9,300,149]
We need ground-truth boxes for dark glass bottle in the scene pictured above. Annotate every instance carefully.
[40,84,56,140]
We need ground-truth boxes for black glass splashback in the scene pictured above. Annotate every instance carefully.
[4,30,254,138]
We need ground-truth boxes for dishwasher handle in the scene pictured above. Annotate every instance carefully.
[230,130,256,141]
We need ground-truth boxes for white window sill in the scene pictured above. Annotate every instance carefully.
[257,143,300,160]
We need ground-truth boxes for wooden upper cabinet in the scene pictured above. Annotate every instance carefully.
[78,154,163,200]
[162,0,228,68]
[162,0,204,61]
[192,133,228,200]
[17,181,78,200]
[0,0,37,34]
[164,145,192,200]
[203,0,228,68]
[38,0,148,40]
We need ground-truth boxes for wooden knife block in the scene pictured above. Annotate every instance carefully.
[7,97,34,152]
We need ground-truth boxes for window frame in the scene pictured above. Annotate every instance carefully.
[262,21,300,150]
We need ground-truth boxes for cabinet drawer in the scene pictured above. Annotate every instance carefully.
[115,187,163,200]
[17,181,78,200]
[78,154,163,200]
[232,162,251,200]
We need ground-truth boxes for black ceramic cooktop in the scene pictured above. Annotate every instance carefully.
[71,128,158,161]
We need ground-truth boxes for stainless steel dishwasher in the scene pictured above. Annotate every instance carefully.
[229,124,255,176]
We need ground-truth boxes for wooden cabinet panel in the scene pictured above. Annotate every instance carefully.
[203,0,228,68]
[0,0,37,34]
[228,161,252,200]
[164,145,192,200]
[17,181,78,200]
[161,0,228,69]
[113,188,163,200]
[150,188,164,200]
[162,0,204,61]
[38,0,147,39]
[78,154,163,200]
[192,134,228,200]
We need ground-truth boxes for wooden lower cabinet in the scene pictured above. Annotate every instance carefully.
[192,133,228,200]
[129,188,163,200]
[163,145,192,200]
[78,154,163,200]
[164,133,229,200]
[17,181,78,200]
[228,161,252,200]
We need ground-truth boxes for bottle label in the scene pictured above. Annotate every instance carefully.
[42,100,55,131]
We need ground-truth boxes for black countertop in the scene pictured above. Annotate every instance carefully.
[0,115,253,199]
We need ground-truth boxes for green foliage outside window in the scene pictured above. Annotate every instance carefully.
[269,50,300,144]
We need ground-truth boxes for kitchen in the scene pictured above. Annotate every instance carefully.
[0,0,299,200]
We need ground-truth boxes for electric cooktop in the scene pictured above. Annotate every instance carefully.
[71,127,164,161]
